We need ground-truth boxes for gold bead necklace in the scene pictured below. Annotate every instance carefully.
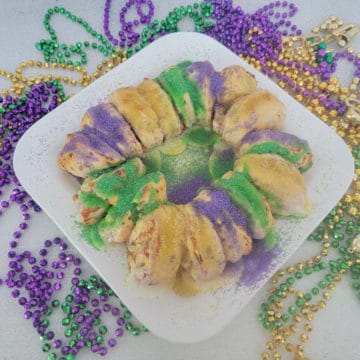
[244,16,360,359]
[0,51,127,97]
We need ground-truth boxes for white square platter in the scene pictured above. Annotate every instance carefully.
[13,32,354,343]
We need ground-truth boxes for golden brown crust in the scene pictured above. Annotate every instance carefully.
[109,86,164,149]
[137,78,183,139]
[219,90,286,147]
[218,65,257,106]
[127,205,185,285]
[235,153,310,216]
[180,204,226,281]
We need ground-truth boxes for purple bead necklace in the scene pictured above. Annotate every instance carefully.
[103,0,155,48]
[0,82,60,233]
[203,0,301,59]
[6,233,144,358]
[101,0,353,118]
[0,80,145,358]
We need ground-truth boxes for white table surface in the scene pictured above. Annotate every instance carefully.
[0,1,359,359]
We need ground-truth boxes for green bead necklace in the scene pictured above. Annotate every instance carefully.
[258,146,360,359]
[133,3,215,54]
[36,6,123,67]
[35,3,215,65]
[39,275,147,359]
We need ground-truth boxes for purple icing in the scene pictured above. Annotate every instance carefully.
[61,133,94,156]
[187,61,215,86]
[167,177,211,204]
[186,61,224,99]
[236,239,279,286]
[193,188,250,247]
[60,131,121,169]
[210,72,225,99]
[241,129,306,148]
[82,125,123,155]
[86,103,139,155]
[213,146,235,169]
[87,103,125,137]
[76,131,120,158]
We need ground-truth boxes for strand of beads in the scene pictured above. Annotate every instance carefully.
[0,62,87,98]
[243,14,360,135]
[0,84,58,248]
[129,2,215,54]
[0,74,145,359]
[251,36,348,123]
[241,14,360,359]
[244,38,360,156]
[0,82,62,299]
[103,0,155,48]
[5,234,147,360]
[258,193,360,360]
[333,48,360,100]
[36,6,125,66]
[0,60,90,97]
[0,82,63,144]
[203,0,301,58]
[91,53,127,81]
[0,53,127,98]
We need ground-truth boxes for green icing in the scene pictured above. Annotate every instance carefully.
[156,62,192,126]
[94,174,124,198]
[87,166,116,180]
[118,158,144,178]
[100,171,165,228]
[215,171,277,249]
[215,172,266,221]
[257,187,284,215]
[141,128,230,202]
[240,162,283,213]
[209,143,235,179]
[264,229,277,249]
[298,160,313,173]
[158,127,221,187]
[78,192,109,209]
[133,185,164,218]
[182,126,219,148]
[175,60,192,70]
[132,175,165,214]
[156,61,205,127]
[86,158,125,178]
[242,142,311,172]
[97,208,132,242]
[161,144,212,196]
[80,221,105,250]
[93,158,145,199]
[97,172,165,243]
[142,149,162,172]
[182,69,206,120]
